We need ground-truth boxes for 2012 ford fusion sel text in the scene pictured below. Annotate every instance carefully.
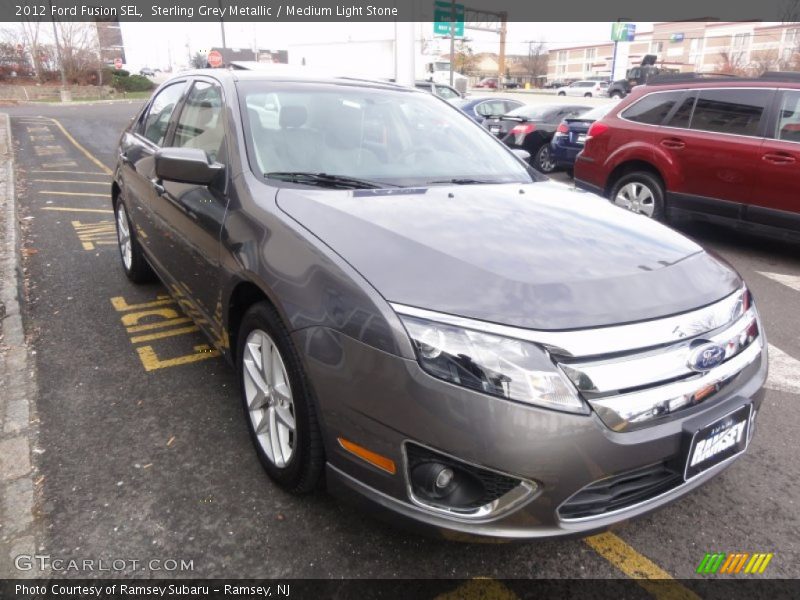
[112,68,767,539]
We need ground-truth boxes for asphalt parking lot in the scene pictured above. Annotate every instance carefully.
[1,100,799,588]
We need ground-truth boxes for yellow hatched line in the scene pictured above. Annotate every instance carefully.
[47,117,114,176]
[39,191,109,197]
[30,170,109,175]
[33,179,109,185]
[41,207,113,214]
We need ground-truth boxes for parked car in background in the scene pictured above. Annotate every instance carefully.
[551,102,618,175]
[139,67,156,77]
[475,77,499,89]
[414,80,463,101]
[484,103,591,172]
[452,96,525,124]
[575,74,800,238]
[557,80,608,97]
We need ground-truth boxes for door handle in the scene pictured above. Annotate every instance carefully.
[118,151,130,164]
[762,152,796,165]
[660,138,685,150]
[150,179,165,195]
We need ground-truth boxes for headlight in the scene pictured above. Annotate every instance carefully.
[398,315,587,414]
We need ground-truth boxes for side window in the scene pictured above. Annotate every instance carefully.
[141,83,185,146]
[621,91,683,125]
[476,101,505,117]
[434,84,458,99]
[689,88,770,137]
[774,91,800,143]
[665,93,696,129]
[503,101,522,113]
[172,81,226,161]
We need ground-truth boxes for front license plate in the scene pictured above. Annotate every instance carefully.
[685,404,752,480]
[576,134,587,144]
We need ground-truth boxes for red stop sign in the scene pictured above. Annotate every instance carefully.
[207,50,223,68]
[114,58,123,70]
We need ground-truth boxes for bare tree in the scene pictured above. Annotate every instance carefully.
[751,49,781,75]
[715,50,749,76]
[452,40,477,74]
[523,40,548,85]
[56,22,101,84]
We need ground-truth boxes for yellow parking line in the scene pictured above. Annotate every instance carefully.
[39,191,109,198]
[584,533,700,600]
[435,578,517,600]
[33,179,109,185]
[47,117,113,176]
[31,170,109,176]
[41,207,113,214]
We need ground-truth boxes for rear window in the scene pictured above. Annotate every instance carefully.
[506,105,554,119]
[688,88,770,137]
[621,91,683,125]
[575,103,616,121]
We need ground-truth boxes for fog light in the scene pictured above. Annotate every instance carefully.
[435,467,454,490]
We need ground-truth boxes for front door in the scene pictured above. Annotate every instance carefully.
[150,79,229,330]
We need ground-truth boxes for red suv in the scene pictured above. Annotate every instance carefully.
[574,75,800,239]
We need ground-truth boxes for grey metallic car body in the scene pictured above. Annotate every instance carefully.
[113,69,767,540]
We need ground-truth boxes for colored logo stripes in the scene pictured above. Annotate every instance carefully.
[696,552,773,574]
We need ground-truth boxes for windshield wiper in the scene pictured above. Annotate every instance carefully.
[425,178,502,185]
[265,171,393,189]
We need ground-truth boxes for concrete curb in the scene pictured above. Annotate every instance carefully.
[0,112,40,578]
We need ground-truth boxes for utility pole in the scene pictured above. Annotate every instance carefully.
[449,0,456,86]
[217,0,227,49]
[497,12,507,85]
[47,0,69,101]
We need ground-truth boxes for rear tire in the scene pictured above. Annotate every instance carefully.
[114,197,155,284]
[610,92,624,99]
[609,171,665,221]
[237,301,325,494]
[532,143,556,174]
[557,91,566,96]
[584,93,592,98]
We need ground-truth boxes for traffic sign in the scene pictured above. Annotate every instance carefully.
[207,50,223,68]
[611,22,636,42]
[114,58,123,70]
[433,1,464,37]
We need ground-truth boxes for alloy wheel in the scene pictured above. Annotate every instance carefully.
[614,181,656,217]
[242,329,296,468]
[537,145,555,173]
[116,204,132,270]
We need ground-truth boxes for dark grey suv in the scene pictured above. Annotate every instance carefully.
[112,68,767,539]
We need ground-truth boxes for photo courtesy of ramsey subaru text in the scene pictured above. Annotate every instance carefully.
[112,68,767,539]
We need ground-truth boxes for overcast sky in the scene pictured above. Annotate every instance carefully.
[116,21,654,68]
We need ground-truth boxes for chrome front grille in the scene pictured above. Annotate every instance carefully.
[554,287,763,431]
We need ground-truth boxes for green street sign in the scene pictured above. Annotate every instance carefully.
[433,1,465,37]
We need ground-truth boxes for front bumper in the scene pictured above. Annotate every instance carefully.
[292,326,768,540]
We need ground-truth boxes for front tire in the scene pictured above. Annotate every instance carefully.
[584,92,592,98]
[557,91,566,96]
[532,143,556,174]
[114,198,154,283]
[237,301,324,494]
[610,92,624,99]
[609,171,665,221]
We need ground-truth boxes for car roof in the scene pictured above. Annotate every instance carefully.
[168,66,415,92]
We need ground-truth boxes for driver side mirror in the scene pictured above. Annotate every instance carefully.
[155,147,224,186]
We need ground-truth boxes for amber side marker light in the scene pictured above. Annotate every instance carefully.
[338,437,397,474]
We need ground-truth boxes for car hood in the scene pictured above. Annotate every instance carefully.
[276,181,741,330]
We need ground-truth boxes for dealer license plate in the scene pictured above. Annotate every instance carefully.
[685,404,752,480]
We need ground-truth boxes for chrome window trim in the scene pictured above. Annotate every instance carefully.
[390,287,746,358]
[619,86,777,141]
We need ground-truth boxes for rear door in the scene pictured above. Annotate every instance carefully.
[657,87,773,218]
[752,89,800,231]
[150,78,230,324]
[119,80,188,255]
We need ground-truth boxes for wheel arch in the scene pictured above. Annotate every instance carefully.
[604,160,665,198]
[225,278,281,364]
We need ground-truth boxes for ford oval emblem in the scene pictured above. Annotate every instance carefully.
[687,342,726,372]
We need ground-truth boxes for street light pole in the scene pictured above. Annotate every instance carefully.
[47,0,69,100]
[449,0,456,86]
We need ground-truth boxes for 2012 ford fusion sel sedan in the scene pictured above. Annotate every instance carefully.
[113,69,767,540]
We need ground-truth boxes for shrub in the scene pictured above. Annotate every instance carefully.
[112,73,154,92]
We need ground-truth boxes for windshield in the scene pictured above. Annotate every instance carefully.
[505,105,554,119]
[240,82,533,188]
[575,103,616,121]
